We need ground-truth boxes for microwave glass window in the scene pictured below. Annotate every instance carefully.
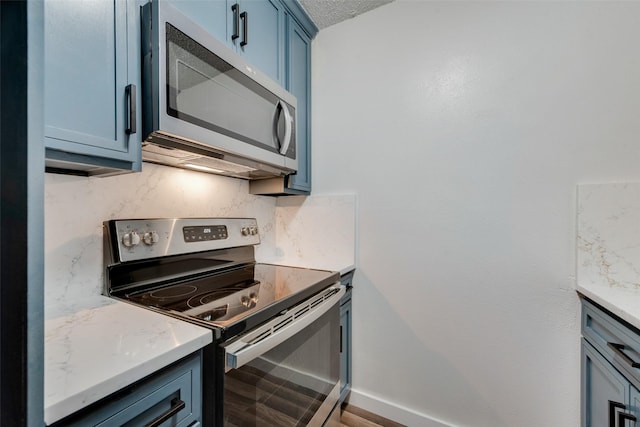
[165,23,295,155]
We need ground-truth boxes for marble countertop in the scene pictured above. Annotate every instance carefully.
[258,258,356,277]
[577,283,640,331]
[45,296,212,425]
[577,184,640,331]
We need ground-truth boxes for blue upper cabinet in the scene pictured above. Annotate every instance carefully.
[249,1,317,195]
[169,0,284,86]
[285,15,311,192]
[44,0,141,176]
[166,0,228,43]
[230,0,285,85]
[171,0,315,194]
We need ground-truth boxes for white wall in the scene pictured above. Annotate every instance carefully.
[312,1,640,426]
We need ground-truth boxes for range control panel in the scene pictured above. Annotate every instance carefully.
[183,225,228,242]
[106,218,260,262]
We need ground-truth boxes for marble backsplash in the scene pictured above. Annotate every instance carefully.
[45,163,277,318]
[268,194,357,274]
[577,183,640,289]
[46,163,358,318]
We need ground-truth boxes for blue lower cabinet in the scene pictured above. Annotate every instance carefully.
[580,298,640,427]
[44,0,141,176]
[582,340,628,427]
[53,353,202,427]
[340,294,352,403]
[339,271,354,404]
[631,387,640,426]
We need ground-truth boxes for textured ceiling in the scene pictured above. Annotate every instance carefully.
[298,0,394,30]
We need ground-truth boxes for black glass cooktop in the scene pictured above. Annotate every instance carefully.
[120,263,339,336]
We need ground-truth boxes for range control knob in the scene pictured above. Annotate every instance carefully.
[121,232,140,248]
[142,231,159,246]
[241,293,259,308]
[241,227,250,236]
[249,292,259,305]
[249,226,258,236]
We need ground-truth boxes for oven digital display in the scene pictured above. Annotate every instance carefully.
[183,225,228,242]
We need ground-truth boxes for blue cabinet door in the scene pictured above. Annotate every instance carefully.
[166,0,228,43]
[582,340,628,427]
[44,0,140,175]
[285,15,311,193]
[62,353,202,426]
[339,296,352,403]
[630,386,640,425]
[169,0,283,84]
[228,0,285,85]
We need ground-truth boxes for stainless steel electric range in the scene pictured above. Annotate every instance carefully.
[103,218,344,426]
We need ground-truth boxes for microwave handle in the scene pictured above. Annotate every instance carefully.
[224,285,345,371]
[276,100,293,155]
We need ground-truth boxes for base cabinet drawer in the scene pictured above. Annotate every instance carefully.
[52,353,202,427]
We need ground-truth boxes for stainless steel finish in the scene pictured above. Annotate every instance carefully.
[103,216,341,427]
[223,285,345,371]
[141,0,297,179]
[106,218,260,263]
[307,383,341,427]
[323,399,342,427]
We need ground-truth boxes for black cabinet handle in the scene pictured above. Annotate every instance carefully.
[125,84,136,135]
[231,3,240,40]
[619,411,637,426]
[611,401,627,427]
[240,11,248,47]
[608,342,640,368]
[144,397,186,427]
[340,325,343,353]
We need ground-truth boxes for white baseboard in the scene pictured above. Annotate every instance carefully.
[346,389,454,427]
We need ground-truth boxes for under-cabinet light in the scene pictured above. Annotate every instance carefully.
[183,163,226,174]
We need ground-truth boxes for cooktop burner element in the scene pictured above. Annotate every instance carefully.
[103,218,340,339]
[188,288,243,308]
[149,284,198,300]
[184,281,261,321]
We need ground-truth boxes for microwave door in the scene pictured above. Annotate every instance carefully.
[164,23,293,166]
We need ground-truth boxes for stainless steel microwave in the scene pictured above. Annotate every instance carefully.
[140,0,297,179]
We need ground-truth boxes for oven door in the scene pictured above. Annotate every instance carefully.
[221,286,345,427]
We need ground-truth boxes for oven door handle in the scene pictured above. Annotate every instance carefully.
[224,285,345,371]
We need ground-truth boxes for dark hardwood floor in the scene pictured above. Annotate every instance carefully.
[339,404,407,427]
